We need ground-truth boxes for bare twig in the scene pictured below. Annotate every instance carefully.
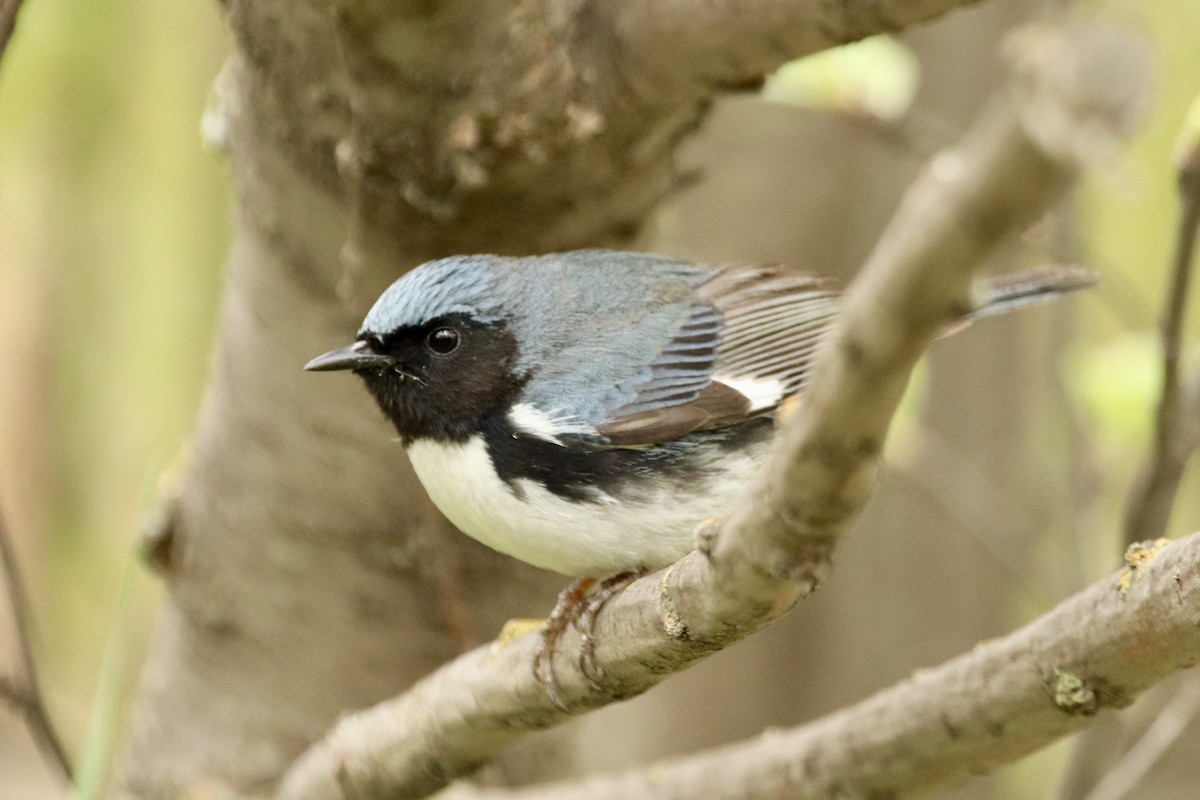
[0,0,26,65]
[0,505,74,783]
[1123,125,1200,542]
[882,459,1055,607]
[277,20,1145,800]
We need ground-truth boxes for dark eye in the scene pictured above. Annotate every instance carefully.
[424,326,460,356]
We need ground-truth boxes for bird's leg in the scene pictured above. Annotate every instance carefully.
[534,576,597,710]
[576,569,646,688]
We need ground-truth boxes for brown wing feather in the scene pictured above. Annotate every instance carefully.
[596,264,843,446]
[702,266,841,406]
[598,380,752,446]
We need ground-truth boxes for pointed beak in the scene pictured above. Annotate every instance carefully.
[304,340,395,372]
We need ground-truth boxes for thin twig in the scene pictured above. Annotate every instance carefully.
[1080,681,1200,800]
[0,0,27,65]
[882,460,1055,608]
[0,504,74,782]
[1123,135,1200,542]
[1058,102,1200,800]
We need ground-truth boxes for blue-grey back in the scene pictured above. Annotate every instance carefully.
[494,251,713,424]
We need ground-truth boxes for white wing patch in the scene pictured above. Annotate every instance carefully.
[713,374,785,412]
[508,403,595,445]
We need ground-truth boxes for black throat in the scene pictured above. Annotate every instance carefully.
[356,318,525,444]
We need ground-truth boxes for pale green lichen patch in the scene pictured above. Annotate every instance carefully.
[1053,668,1098,715]
[490,618,545,662]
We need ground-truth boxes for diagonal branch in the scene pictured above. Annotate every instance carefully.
[276,19,1146,800]
[451,534,1200,800]
[0,503,74,783]
[609,0,988,96]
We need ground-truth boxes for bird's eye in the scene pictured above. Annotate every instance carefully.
[424,326,460,356]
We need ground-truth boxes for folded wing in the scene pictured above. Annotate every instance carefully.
[597,264,841,446]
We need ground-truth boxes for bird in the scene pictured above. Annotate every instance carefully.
[305,248,1093,700]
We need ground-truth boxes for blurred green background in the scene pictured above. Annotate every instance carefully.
[0,0,1196,797]
[0,0,227,791]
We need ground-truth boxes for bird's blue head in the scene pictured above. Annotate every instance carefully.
[360,255,504,337]
[305,255,523,443]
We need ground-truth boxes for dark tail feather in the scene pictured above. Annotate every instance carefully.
[970,266,1098,320]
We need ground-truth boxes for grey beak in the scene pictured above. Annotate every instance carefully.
[304,340,395,372]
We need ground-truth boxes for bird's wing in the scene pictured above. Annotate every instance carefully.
[595,264,842,446]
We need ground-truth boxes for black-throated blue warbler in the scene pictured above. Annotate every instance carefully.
[306,249,1091,695]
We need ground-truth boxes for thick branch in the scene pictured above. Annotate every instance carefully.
[452,534,1200,800]
[277,20,1145,800]
[611,0,987,96]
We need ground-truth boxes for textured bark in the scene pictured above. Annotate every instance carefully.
[118,1,996,796]
[120,87,565,791]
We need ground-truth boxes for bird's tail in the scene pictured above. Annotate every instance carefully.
[969,266,1097,320]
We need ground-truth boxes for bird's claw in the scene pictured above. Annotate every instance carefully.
[532,571,645,706]
[533,642,569,712]
[533,577,596,711]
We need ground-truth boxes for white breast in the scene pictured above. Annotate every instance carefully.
[405,436,762,577]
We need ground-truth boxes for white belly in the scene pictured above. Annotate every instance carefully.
[405,436,762,577]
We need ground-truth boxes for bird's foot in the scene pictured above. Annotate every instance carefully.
[533,570,646,709]
[534,577,596,711]
[576,570,644,686]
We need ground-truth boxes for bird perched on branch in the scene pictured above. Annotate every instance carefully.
[306,249,1093,702]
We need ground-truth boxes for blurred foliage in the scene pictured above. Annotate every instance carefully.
[0,0,1196,797]
[1074,0,1200,549]
[762,35,921,121]
[0,0,228,791]
[1176,93,1200,167]
[1071,332,1158,462]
